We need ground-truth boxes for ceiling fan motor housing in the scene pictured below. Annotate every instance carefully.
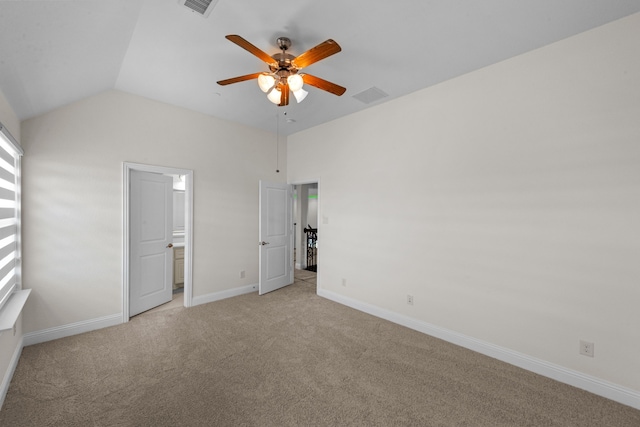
[270,54,296,74]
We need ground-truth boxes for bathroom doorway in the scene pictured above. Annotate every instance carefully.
[123,162,194,322]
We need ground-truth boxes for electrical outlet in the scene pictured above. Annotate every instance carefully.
[240,270,245,279]
[407,295,414,305]
[579,340,594,357]
[341,278,347,287]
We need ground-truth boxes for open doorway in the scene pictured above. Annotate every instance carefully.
[122,162,193,322]
[293,182,319,293]
[293,182,319,272]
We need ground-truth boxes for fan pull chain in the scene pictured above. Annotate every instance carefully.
[275,112,280,173]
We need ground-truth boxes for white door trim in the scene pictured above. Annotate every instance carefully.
[123,162,194,322]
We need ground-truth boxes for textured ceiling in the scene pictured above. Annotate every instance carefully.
[1,0,639,135]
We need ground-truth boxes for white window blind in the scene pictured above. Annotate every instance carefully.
[0,123,22,313]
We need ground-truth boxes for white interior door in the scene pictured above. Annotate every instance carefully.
[130,170,173,316]
[259,181,293,295]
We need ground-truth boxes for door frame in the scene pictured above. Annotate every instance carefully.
[123,162,194,322]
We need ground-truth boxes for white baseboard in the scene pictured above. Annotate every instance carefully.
[317,288,640,411]
[192,283,257,307]
[21,284,258,347]
[0,336,23,410]
[23,314,122,347]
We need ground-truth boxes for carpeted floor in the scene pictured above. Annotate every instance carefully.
[1,271,639,426]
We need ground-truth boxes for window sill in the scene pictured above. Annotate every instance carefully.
[0,289,31,332]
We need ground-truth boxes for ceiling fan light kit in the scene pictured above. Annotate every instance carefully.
[267,87,282,104]
[258,74,276,92]
[287,74,304,92]
[292,88,308,103]
[217,35,346,107]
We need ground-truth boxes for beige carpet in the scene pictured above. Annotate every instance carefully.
[1,271,639,426]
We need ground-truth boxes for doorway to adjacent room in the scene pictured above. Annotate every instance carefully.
[122,162,193,321]
[293,182,319,273]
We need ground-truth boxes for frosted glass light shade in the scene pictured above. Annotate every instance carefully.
[293,88,308,103]
[258,74,276,93]
[287,74,304,92]
[267,87,282,104]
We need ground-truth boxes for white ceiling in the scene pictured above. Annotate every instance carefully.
[1,0,639,136]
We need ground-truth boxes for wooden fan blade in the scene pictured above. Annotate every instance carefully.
[226,35,276,66]
[217,72,263,86]
[292,39,341,69]
[302,74,346,96]
[279,83,290,106]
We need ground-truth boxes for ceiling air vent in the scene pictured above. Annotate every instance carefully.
[178,0,219,18]
[353,87,389,104]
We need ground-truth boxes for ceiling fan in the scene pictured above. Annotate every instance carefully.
[217,35,346,106]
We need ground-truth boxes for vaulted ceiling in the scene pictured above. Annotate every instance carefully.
[1,1,639,135]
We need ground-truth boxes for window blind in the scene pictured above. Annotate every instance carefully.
[0,123,22,313]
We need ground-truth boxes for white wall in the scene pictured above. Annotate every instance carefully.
[288,13,640,394]
[0,87,23,406]
[21,90,285,333]
[0,90,20,143]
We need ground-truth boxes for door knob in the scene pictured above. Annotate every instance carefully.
[167,243,174,248]
[259,241,270,246]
